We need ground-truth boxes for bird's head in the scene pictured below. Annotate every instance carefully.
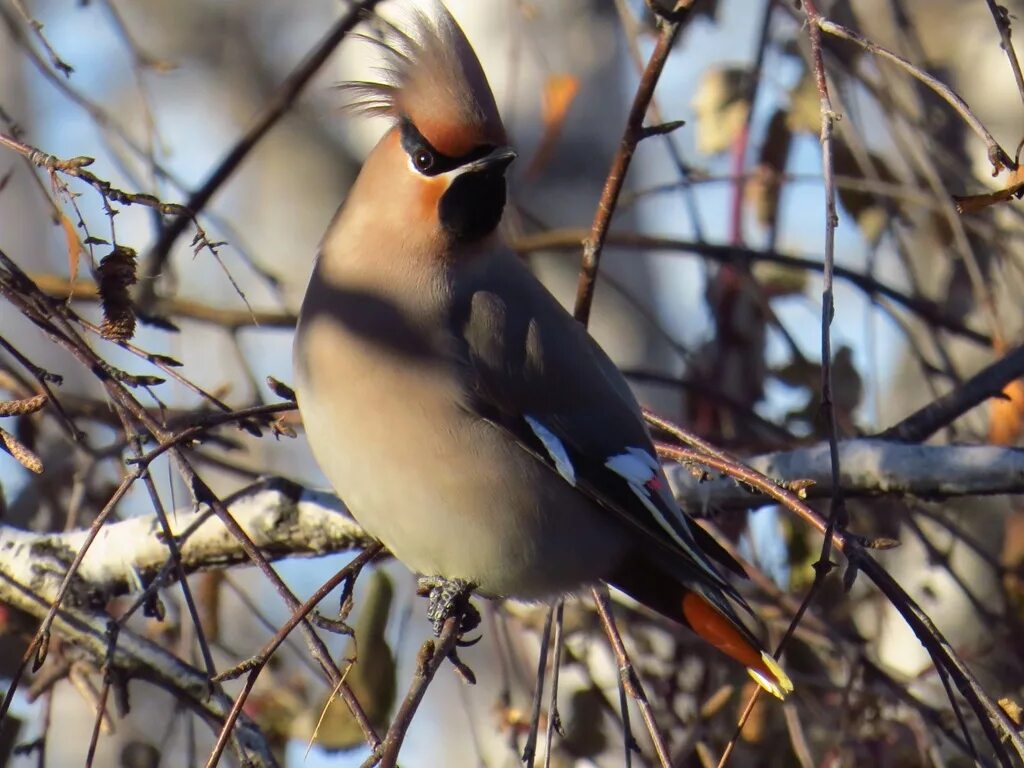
[341,3,515,247]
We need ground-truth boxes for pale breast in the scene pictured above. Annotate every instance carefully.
[294,283,629,598]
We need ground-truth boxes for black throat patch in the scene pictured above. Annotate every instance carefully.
[439,171,507,243]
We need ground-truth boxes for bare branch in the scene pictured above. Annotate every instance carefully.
[139,0,386,301]
[669,439,1024,511]
[574,14,686,325]
[880,344,1024,442]
[515,229,991,346]
[0,479,373,600]
[0,531,276,767]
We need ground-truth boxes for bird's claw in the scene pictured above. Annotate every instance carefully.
[417,576,480,637]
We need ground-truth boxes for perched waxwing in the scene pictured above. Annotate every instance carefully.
[293,2,792,699]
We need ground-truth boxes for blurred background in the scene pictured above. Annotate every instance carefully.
[1,0,1023,765]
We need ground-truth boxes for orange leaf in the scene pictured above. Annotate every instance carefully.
[524,74,580,181]
[60,211,82,287]
[955,165,1024,214]
[989,378,1024,445]
[542,74,579,130]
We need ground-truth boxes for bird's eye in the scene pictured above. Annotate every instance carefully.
[413,149,435,173]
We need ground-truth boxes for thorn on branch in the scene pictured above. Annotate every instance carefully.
[645,0,697,22]
[866,536,901,550]
[446,647,476,685]
[311,612,354,636]
[34,629,50,671]
[640,119,685,139]
[212,656,263,683]
[266,376,297,402]
[414,639,434,676]
[134,311,180,333]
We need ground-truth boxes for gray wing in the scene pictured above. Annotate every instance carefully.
[447,251,747,594]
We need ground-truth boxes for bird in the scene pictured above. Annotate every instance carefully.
[293,1,792,700]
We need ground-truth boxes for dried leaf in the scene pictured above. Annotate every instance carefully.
[60,212,82,287]
[196,571,222,643]
[300,571,396,752]
[748,110,792,227]
[692,67,750,155]
[543,74,579,132]
[999,697,1023,726]
[694,741,716,768]
[831,345,863,418]
[149,354,183,368]
[990,378,1024,445]
[955,165,1024,214]
[524,73,580,180]
[786,73,823,135]
[562,687,609,758]
[1001,508,1024,571]
[97,246,138,342]
[0,426,43,473]
[699,684,735,719]
[867,536,901,550]
[752,261,807,298]
[736,680,767,742]
[270,417,297,440]
[832,142,899,245]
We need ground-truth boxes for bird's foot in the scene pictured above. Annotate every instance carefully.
[416,576,480,638]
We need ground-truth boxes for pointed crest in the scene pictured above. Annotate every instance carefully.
[341,2,506,158]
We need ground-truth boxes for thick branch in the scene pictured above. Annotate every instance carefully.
[668,440,1024,511]
[0,478,373,599]
[3,441,1019,603]
[879,344,1024,443]
[515,229,990,346]
[0,537,277,767]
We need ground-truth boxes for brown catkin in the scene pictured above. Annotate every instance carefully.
[0,426,43,473]
[97,246,138,341]
[0,393,47,417]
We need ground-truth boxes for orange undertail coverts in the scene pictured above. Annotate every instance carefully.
[681,592,794,700]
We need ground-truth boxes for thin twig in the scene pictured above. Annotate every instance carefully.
[0,248,382,750]
[878,344,1024,442]
[800,0,847,585]
[812,15,1014,172]
[523,604,555,767]
[369,615,465,768]
[650,416,1024,765]
[516,229,991,346]
[30,272,296,329]
[543,600,565,768]
[9,0,73,76]
[982,0,1024,112]
[204,545,380,768]
[591,585,673,768]
[573,14,685,325]
[139,0,385,301]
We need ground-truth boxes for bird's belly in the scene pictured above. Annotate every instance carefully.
[297,348,628,599]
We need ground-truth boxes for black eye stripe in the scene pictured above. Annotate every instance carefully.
[399,118,494,176]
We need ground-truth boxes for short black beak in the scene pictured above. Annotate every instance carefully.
[461,146,517,175]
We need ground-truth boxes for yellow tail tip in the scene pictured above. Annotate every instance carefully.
[747,651,794,700]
